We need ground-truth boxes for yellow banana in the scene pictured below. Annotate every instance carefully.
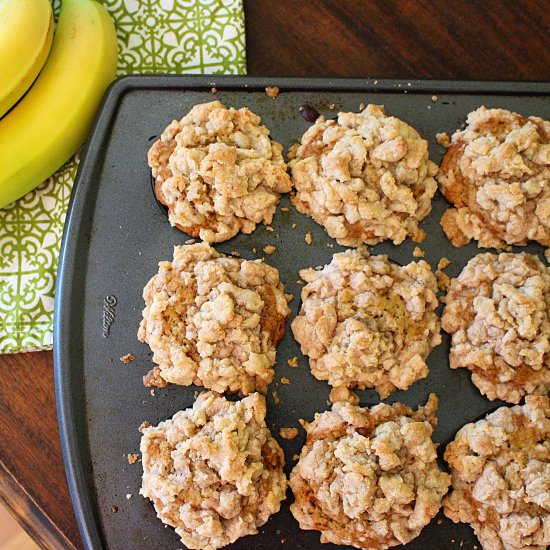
[0,0,118,209]
[0,0,54,118]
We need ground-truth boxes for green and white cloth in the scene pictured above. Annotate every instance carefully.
[0,0,246,353]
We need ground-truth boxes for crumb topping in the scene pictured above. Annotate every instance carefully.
[442,252,550,403]
[438,107,550,248]
[289,104,438,246]
[291,248,441,398]
[329,386,360,405]
[138,243,291,395]
[444,396,550,550]
[140,391,287,550]
[290,394,450,549]
[148,101,291,242]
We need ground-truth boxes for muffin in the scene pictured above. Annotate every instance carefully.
[442,252,550,403]
[290,394,450,549]
[138,243,291,395]
[289,104,438,246]
[140,391,287,550]
[438,106,550,248]
[444,396,550,550]
[148,101,291,242]
[291,248,441,398]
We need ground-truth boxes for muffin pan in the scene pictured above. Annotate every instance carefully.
[54,75,549,549]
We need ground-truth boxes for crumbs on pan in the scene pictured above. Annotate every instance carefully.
[305,232,313,245]
[437,257,451,270]
[413,246,425,258]
[281,377,290,385]
[436,270,452,291]
[127,453,140,464]
[120,353,135,363]
[272,390,281,405]
[263,245,277,255]
[279,427,299,440]
[143,366,169,388]
[436,132,450,148]
[265,86,280,98]
[287,356,299,368]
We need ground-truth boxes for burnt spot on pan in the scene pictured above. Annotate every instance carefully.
[299,103,321,123]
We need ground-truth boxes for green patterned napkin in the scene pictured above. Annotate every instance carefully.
[0,0,246,353]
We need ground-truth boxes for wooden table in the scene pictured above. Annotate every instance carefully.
[1,1,549,548]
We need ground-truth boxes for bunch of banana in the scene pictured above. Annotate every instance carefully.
[0,0,118,209]
[0,0,54,117]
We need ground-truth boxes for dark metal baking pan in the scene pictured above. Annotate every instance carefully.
[54,75,549,550]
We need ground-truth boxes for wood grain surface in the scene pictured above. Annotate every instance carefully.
[1,1,549,548]
[244,0,550,80]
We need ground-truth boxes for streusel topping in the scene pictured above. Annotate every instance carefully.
[148,101,291,242]
[290,394,450,549]
[444,396,550,550]
[140,391,287,550]
[438,107,550,248]
[442,252,550,403]
[291,248,441,398]
[138,243,290,394]
[289,104,438,246]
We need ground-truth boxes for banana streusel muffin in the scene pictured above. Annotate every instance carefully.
[290,394,450,549]
[442,252,550,404]
[291,248,441,398]
[148,101,291,242]
[140,391,287,550]
[438,106,550,248]
[138,243,291,395]
[289,104,438,246]
[444,396,550,550]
